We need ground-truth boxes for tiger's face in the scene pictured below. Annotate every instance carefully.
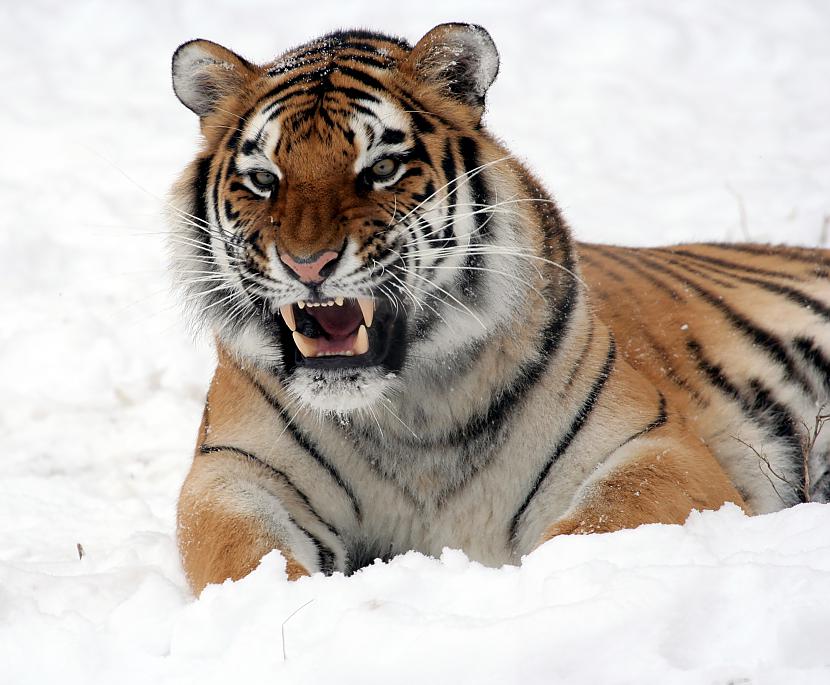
[170,25,527,412]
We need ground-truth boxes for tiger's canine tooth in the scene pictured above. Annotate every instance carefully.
[292,331,317,357]
[357,298,374,328]
[279,304,296,331]
[354,325,369,355]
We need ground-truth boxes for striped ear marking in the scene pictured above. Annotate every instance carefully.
[172,39,258,117]
[405,23,499,109]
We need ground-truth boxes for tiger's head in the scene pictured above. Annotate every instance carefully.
[169,24,550,412]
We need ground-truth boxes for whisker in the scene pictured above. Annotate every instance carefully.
[378,396,420,441]
[389,251,487,331]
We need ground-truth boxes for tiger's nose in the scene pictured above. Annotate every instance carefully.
[279,249,340,284]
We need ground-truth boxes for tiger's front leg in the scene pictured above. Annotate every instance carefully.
[177,446,318,595]
[538,430,749,544]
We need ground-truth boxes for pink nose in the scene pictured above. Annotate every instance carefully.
[279,249,339,284]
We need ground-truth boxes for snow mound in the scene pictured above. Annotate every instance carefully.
[2,505,829,683]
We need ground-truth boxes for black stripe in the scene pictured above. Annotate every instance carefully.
[706,243,830,271]
[246,232,269,263]
[396,167,423,183]
[638,254,815,395]
[408,135,432,167]
[746,379,805,501]
[793,337,830,393]
[190,157,213,259]
[729,275,830,322]
[560,320,595,391]
[337,65,387,93]
[662,248,802,281]
[267,34,406,77]
[226,123,242,151]
[331,86,380,104]
[242,372,363,521]
[267,54,326,78]
[746,379,801,451]
[240,139,260,156]
[269,40,390,74]
[687,339,746,401]
[656,250,830,320]
[199,444,339,573]
[210,156,225,241]
[342,53,393,69]
[457,138,489,236]
[456,137,490,298]
[640,330,708,406]
[616,392,668,450]
[261,69,328,106]
[659,256,736,289]
[407,108,435,135]
[410,180,435,205]
[591,246,683,300]
[380,127,406,145]
[211,155,247,265]
[293,520,336,574]
[449,244,579,431]
[686,339,804,501]
[228,181,258,197]
[337,30,409,48]
[434,140,459,259]
[350,101,379,119]
[448,240,580,448]
[223,199,239,222]
[199,444,341,539]
[509,336,617,541]
[580,252,624,283]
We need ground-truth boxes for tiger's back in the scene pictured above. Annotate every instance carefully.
[581,242,830,510]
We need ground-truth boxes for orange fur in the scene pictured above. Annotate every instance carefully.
[178,455,309,595]
[541,429,749,541]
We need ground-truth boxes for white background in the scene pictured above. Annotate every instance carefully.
[1,1,829,682]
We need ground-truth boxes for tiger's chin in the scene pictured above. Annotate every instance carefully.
[287,366,398,413]
[270,294,409,412]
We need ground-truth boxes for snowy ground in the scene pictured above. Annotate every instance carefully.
[2,1,829,683]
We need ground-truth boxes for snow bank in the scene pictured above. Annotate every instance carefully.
[2,505,830,684]
[2,1,830,683]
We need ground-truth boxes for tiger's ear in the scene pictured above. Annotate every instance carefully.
[404,23,499,112]
[172,39,258,117]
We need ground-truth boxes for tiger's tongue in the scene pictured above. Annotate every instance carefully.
[307,302,364,338]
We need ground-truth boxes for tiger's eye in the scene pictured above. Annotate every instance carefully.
[370,158,398,179]
[251,170,276,189]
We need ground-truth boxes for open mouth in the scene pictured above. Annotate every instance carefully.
[274,296,407,371]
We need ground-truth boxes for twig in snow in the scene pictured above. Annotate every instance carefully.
[725,183,752,241]
[731,435,790,505]
[282,598,314,661]
[799,405,829,501]
[732,407,829,505]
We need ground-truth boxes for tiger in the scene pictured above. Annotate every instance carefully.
[168,23,830,595]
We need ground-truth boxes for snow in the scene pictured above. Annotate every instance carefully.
[1,1,829,682]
